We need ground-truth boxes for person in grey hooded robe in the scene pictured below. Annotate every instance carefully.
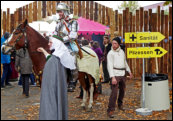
[37,36,76,120]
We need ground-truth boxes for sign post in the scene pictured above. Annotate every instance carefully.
[125,32,166,116]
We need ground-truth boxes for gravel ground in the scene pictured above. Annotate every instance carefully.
[1,80,172,120]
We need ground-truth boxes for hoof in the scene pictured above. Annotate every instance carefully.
[81,106,86,110]
[87,107,93,112]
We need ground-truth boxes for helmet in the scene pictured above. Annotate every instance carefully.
[56,3,70,17]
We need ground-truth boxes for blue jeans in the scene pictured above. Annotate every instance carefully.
[1,63,12,86]
[18,73,35,85]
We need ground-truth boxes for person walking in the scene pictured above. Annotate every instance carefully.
[107,37,133,118]
[15,48,33,97]
[1,32,12,88]
[102,35,112,83]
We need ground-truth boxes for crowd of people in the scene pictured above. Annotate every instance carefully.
[1,2,133,120]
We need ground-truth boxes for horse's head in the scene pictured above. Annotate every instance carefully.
[1,19,28,54]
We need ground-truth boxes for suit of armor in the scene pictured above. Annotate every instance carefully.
[53,3,79,92]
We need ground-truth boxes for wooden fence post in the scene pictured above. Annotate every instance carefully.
[29,3,33,23]
[78,1,81,17]
[7,8,10,33]
[168,7,172,80]
[3,11,6,35]
[10,14,14,33]
[42,1,46,19]
[33,1,37,21]
[94,2,98,22]
[37,1,42,20]
[86,1,89,19]
[102,5,105,25]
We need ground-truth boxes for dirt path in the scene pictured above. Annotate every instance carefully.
[1,80,172,120]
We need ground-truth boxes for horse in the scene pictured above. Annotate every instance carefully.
[1,19,98,110]
[1,19,50,87]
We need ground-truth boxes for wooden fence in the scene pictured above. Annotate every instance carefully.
[1,1,172,80]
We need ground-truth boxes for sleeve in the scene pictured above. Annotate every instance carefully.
[107,51,114,78]
[46,54,52,61]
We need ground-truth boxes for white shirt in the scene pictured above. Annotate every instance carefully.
[107,46,131,78]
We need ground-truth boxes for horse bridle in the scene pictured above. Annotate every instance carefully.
[3,24,28,50]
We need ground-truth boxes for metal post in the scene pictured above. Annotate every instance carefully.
[142,43,145,108]
[135,38,152,116]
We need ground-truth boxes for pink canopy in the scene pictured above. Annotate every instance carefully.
[77,17,109,35]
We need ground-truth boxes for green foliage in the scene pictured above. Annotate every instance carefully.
[118,1,140,15]
[163,1,172,6]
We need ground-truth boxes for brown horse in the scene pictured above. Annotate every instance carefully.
[2,19,98,110]
[1,19,50,86]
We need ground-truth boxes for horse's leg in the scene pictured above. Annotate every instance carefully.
[87,74,94,110]
[78,72,87,109]
[81,87,87,109]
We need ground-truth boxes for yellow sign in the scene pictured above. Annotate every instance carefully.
[127,47,167,58]
[125,32,165,43]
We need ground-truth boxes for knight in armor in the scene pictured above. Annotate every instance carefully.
[53,3,79,92]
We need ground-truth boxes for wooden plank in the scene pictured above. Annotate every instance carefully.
[119,14,122,38]
[86,1,89,19]
[15,9,19,28]
[70,1,73,14]
[149,9,152,32]
[157,6,161,73]
[105,7,109,26]
[110,8,114,40]
[98,3,102,23]
[18,7,23,24]
[163,15,168,74]
[10,14,14,33]
[23,6,26,21]
[135,9,140,77]
[29,3,33,23]
[74,1,78,17]
[82,1,85,18]
[102,5,105,25]
[78,1,81,17]
[52,1,56,14]
[7,8,10,33]
[144,11,148,31]
[94,2,98,22]
[47,1,52,16]
[90,1,94,20]
[168,7,172,80]
[37,1,42,20]
[140,7,144,32]
[3,11,6,35]
[129,12,133,74]
[26,5,29,20]
[42,1,46,18]
[132,15,136,77]
[123,10,126,38]
[125,8,130,70]
[33,1,37,21]
[139,7,144,76]
[160,10,165,73]
[115,10,118,31]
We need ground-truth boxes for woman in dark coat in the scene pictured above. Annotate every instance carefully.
[37,36,76,120]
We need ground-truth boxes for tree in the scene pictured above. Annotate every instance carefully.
[164,1,172,6]
[118,1,140,15]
